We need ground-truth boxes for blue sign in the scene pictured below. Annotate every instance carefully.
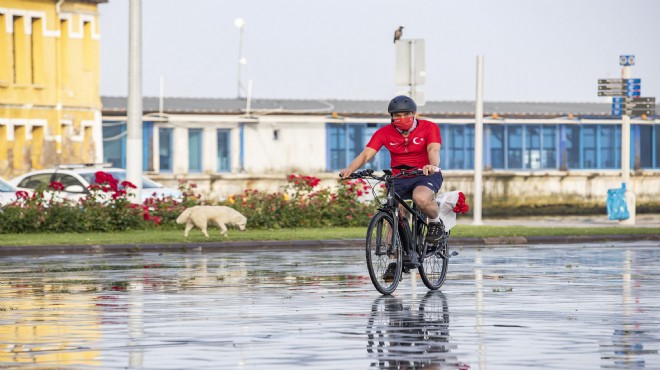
[626,90,641,97]
[612,102,623,110]
[625,78,641,85]
[619,55,635,66]
[612,97,623,103]
[625,84,641,91]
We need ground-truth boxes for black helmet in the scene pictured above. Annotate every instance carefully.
[387,95,417,114]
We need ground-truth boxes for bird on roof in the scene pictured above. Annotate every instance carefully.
[393,26,404,43]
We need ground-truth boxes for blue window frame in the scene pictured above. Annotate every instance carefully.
[159,128,173,172]
[327,124,346,170]
[217,129,231,172]
[188,128,203,172]
[507,125,523,169]
[441,124,474,170]
[636,124,659,169]
[542,126,557,168]
[102,121,126,168]
[524,125,541,169]
[487,124,558,170]
[143,121,154,171]
[489,125,505,169]
[600,125,619,168]
[655,125,660,168]
[326,123,389,171]
[564,125,580,169]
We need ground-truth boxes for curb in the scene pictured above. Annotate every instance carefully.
[1,234,658,257]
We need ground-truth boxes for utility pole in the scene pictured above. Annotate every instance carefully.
[619,56,635,225]
[473,55,484,225]
[235,18,246,98]
[126,0,143,201]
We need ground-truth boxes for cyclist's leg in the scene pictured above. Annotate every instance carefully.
[411,186,439,219]
[410,173,444,242]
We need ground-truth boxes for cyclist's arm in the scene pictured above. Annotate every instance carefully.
[339,147,378,178]
[423,143,441,175]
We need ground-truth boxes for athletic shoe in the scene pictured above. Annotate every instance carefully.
[425,221,445,243]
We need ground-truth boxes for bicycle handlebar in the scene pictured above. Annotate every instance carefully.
[342,168,426,182]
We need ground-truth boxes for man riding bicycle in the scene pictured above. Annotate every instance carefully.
[339,95,444,244]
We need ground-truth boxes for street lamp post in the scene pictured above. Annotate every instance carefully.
[234,18,246,98]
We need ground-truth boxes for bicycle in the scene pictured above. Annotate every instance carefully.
[345,165,455,295]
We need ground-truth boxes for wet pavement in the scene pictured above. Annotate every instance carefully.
[1,242,659,369]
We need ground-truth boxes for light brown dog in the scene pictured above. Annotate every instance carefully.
[176,206,247,237]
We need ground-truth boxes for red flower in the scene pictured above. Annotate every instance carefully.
[121,180,137,189]
[95,171,119,191]
[49,181,65,191]
[453,192,470,214]
[16,190,29,199]
[151,216,162,225]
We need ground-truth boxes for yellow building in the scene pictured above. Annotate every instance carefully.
[0,0,106,178]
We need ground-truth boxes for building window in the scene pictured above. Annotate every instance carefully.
[582,125,597,168]
[143,122,154,171]
[507,125,523,169]
[31,18,44,85]
[217,129,230,172]
[542,126,557,168]
[600,125,619,168]
[442,124,474,170]
[524,126,541,169]
[0,14,9,84]
[188,128,203,172]
[326,123,389,171]
[13,16,29,84]
[655,125,660,168]
[637,124,658,169]
[83,21,92,70]
[565,125,580,169]
[103,122,126,168]
[327,124,346,170]
[489,125,505,169]
[159,128,173,172]
[59,19,68,87]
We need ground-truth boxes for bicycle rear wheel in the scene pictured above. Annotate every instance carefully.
[366,212,403,295]
[418,233,449,290]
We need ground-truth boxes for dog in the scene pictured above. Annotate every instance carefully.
[176,206,247,237]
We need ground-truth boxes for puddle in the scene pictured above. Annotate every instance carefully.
[0,243,658,368]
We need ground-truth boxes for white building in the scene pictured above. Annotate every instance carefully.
[102,97,660,206]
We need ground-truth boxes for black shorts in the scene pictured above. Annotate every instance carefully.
[392,172,443,200]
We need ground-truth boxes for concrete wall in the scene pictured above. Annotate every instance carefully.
[150,170,660,205]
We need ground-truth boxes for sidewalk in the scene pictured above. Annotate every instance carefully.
[457,213,660,228]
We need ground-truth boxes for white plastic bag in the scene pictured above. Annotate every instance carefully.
[434,191,462,231]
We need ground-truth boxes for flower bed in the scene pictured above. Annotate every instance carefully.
[0,172,376,233]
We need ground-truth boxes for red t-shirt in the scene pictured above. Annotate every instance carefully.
[366,119,441,173]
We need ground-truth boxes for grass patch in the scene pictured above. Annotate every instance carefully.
[0,225,657,247]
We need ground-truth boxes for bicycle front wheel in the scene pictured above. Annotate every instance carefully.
[366,212,403,295]
[418,235,449,290]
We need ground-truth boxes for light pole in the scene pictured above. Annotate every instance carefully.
[234,18,246,98]
[126,0,143,202]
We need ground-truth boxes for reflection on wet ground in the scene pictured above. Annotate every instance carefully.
[1,242,659,369]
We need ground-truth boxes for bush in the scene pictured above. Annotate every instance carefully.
[220,174,376,229]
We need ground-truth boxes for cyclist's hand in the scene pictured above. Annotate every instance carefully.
[422,165,441,176]
[339,169,351,179]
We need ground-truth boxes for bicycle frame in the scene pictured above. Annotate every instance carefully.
[377,171,429,262]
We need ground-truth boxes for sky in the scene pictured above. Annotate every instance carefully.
[99,0,660,103]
